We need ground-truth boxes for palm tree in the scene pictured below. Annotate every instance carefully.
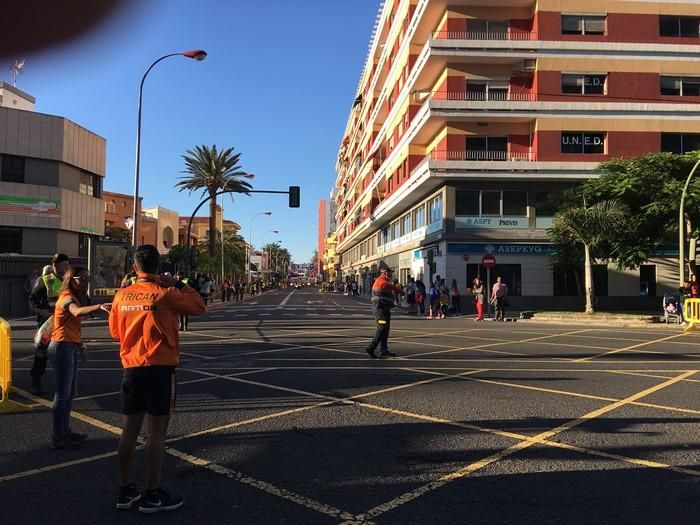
[175,145,252,255]
[552,199,629,313]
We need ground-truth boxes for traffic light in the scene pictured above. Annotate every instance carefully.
[289,186,300,208]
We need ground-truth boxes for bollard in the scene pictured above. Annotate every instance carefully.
[0,317,32,413]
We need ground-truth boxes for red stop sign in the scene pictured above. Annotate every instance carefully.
[462,254,470,262]
[481,254,496,269]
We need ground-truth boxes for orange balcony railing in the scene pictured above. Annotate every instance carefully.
[433,31,538,41]
[430,91,537,102]
[431,150,538,162]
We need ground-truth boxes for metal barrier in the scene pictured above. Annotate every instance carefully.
[0,317,32,413]
[683,298,700,332]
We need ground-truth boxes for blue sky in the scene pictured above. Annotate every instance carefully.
[13,0,380,263]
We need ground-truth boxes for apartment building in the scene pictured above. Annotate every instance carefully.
[333,0,700,306]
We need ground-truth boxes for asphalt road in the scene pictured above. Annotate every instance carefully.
[1,287,699,524]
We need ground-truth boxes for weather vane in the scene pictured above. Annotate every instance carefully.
[10,59,25,87]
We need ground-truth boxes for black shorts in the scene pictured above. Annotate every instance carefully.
[121,366,176,416]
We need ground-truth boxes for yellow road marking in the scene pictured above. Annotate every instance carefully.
[165,448,356,520]
[356,370,698,520]
[607,370,700,384]
[168,368,487,443]
[0,451,122,483]
[575,332,690,362]
[408,329,593,358]
[407,368,700,416]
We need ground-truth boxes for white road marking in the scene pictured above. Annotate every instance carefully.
[278,289,296,308]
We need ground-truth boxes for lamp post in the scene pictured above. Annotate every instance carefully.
[678,156,700,287]
[262,230,280,283]
[247,211,272,285]
[131,49,207,251]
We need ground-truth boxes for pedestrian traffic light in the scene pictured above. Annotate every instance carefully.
[289,186,300,208]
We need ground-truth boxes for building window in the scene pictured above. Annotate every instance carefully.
[1,154,25,183]
[105,201,116,213]
[481,191,501,215]
[466,81,509,101]
[401,214,411,235]
[561,132,605,154]
[392,221,400,240]
[467,136,508,160]
[466,19,508,38]
[534,191,560,216]
[562,14,606,35]
[660,76,700,97]
[412,205,425,229]
[661,133,700,154]
[79,172,101,197]
[562,74,606,95]
[0,226,22,253]
[455,190,479,215]
[429,195,443,223]
[503,191,527,216]
[660,16,700,38]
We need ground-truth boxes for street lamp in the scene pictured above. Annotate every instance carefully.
[131,49,207,250]
[262,230,280,282]
[247,211,272,284]
[679,156,700,287]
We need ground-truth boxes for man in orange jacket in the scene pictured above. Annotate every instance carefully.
[109,245,206,513]
[366,261,398,358]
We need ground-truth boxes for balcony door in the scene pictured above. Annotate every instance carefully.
[466,81,509,101]
[466,136,508,161]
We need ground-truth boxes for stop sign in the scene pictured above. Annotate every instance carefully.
[462,254,470,262]
[481,254,496,269]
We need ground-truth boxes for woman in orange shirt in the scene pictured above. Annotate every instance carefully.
[48,266,110,450]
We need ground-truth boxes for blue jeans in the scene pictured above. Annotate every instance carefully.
[47,342,79,440]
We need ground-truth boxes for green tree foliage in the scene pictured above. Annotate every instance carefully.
[552,200,629,313]
[569,152,700,269]
[175,145,252,256]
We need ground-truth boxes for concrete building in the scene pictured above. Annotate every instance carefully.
[178,206,241,247]
[143,206,179,254]
[0,84,106,317]
[333,0,700,308]
[103,190,156,245]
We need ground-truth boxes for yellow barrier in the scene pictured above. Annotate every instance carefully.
[683,298,700,332]
[0,317,32,413]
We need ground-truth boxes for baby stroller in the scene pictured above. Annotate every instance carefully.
[662,293,682,324]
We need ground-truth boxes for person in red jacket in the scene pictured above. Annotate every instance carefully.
[366,261,398,358]
[109,245,206,513]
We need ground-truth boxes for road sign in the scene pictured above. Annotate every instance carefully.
[481,254,496,269]
[462,254,470,262]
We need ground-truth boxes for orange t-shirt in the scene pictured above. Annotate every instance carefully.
[51,291,82,343]
[109,274,207,368]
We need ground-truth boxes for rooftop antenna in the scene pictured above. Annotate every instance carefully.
[10,59,25,87]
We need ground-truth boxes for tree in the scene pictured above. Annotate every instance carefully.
[552,199,629,313]
[175,145,252,256]
[261,242,290,281]
[578,152,700,269]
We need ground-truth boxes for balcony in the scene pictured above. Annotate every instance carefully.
[431,150,537,162]
[430,91,537,102]
[433,31,537,41]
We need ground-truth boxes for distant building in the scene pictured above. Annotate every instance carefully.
[103,190,156,246]
[178,205,241,247]
[143,206,179,254]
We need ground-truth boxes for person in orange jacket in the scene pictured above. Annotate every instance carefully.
[109,245,206,513]
[366,261,398,358]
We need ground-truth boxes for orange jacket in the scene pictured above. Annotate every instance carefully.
[109,274,206,368]
[371,274,396,309]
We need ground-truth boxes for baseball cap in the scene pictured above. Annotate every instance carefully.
[52,253,70,264]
